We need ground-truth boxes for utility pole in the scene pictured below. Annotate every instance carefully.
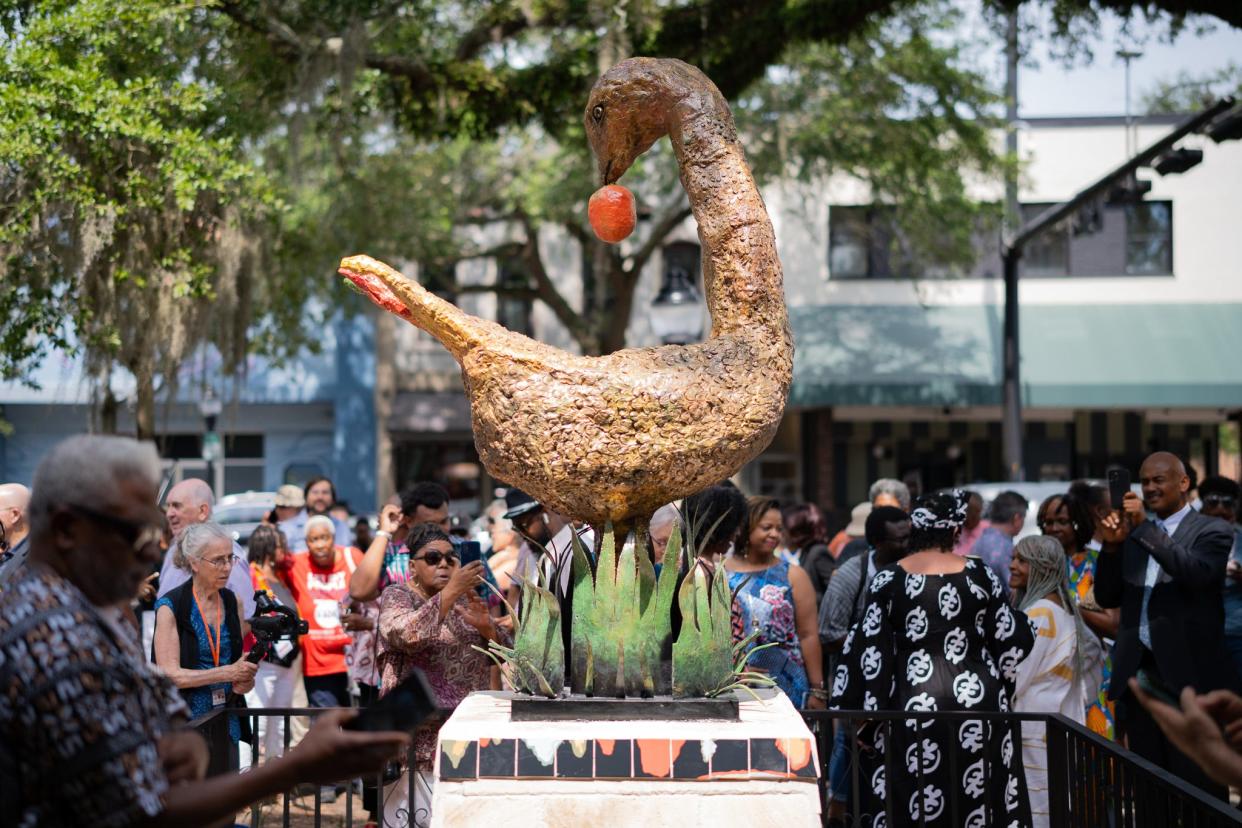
[1001,10,1025,482]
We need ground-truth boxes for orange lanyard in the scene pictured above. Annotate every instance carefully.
[191,588,223,667]
[252,563,271,594]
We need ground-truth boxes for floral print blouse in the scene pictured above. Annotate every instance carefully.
[377,583,510,770]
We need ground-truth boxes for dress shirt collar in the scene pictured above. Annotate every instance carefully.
[1155,502,1193,538]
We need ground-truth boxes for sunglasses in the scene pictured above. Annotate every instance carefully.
[66,502,163,551]
[1203,494,1238,508]
[413,549,459,566]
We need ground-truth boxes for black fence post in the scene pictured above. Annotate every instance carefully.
[1046,717,1070,827]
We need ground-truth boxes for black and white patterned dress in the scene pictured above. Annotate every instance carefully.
[830,558,1035,828]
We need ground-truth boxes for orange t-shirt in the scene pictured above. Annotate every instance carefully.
[283,547,363,677]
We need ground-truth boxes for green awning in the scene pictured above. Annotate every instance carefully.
[789,303,1242,409]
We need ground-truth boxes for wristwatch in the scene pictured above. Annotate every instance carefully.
[376,530,393,540]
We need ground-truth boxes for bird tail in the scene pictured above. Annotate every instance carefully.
[338,255,485,360]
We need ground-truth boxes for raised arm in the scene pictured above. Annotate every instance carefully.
[1133,519,1232,591]
[350,505,401,601]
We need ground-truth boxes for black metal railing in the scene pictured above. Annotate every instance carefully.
[194,706,1242,827]
[803,710,1242,828]
[191,706,427,828]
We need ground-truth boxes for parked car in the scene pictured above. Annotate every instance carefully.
[214,491,276,548]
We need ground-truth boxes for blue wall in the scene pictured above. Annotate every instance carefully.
[0,310,378,510]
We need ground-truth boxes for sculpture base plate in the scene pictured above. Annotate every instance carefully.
[509,690,763,722]
[427,690,820,827]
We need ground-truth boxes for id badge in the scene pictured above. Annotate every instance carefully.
[212,687,227,708]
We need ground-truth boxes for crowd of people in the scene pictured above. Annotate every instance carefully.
[5,435,1242,827]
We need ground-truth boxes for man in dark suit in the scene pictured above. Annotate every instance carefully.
[1097,451,1239,798]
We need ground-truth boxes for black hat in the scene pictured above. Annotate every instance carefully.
[502,488,542,520]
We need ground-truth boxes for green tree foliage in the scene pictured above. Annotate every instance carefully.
[5,0,1239,416]
[251,1,1011,356]
[1143,62,1242,113]
[0,1,281,434]
[213,0,1241,143]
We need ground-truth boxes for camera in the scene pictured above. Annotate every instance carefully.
[246,589,308,664]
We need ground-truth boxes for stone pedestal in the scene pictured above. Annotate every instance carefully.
[431,691,821,827]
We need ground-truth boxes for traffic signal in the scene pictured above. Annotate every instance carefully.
[1207,107,1242,143]
[1152,148,1203,175]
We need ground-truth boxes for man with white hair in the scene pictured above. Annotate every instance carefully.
[156,478,256,618]
[0,434,411,827]
[0,482,31,587]
[868,477,912,512]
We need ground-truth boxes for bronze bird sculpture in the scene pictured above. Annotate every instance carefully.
[339,58,792,527]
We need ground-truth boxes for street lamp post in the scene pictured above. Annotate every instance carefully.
[1117,49,1144,157]
[199,389,223,499]
[1002,10,1024,483]
[649,267,704,346]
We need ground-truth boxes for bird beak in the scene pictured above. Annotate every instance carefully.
[338,257,414,322]
[599,158,615,187]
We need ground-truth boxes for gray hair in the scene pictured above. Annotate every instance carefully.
[305,514,335,539]
[650,503,679,532]
[869,478,911,510]
[29,435,161,537]
[1013,534,1088,689]
[175,522,234,572]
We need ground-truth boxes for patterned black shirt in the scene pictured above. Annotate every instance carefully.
[0,563,187,827]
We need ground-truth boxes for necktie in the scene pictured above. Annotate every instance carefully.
[1138,520,1168,650]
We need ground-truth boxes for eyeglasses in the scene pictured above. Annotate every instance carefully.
[66,503,163,552]
[1203,494,1238,509]
[413,550,459,567]
[199,555,237,569]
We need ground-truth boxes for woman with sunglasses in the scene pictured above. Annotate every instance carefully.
[154,521,258,768]
[376,523,509,825]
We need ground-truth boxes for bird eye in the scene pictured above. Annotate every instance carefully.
[591,105,604,123]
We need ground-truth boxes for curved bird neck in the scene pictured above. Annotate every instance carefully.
[664,90,789,342]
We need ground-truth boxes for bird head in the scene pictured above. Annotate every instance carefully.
[585,57,702,186]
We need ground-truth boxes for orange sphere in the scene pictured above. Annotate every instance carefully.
[588,184,637,244]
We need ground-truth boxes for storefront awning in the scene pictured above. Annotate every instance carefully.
[789,303,1242,410]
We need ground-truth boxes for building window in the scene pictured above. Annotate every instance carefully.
[1125,201,1173,275]
[828,206,869,278]
[663,241,701,289]
[157,434,265,496]
[497,255,533,337]
[156,433,203,459]
[1020,203,1069,277]
[827,206,912,279]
